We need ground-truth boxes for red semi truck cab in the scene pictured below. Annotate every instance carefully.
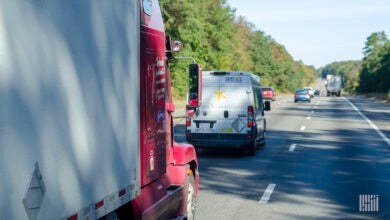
[135,0,202,219]
[0,0,202,219]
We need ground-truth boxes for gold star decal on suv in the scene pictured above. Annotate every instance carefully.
[214,90,226,101]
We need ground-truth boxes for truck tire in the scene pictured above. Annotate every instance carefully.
[247,141,256,156]
[259,121,266,147]
[257,132,266,149]
[187,175,196,220]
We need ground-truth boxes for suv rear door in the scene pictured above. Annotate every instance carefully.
[192,72,249,136]
[218,74,249,135]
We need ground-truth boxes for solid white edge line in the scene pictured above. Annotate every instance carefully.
[344,97,390,147]
[289,144,297,152]
[259,184,276,203]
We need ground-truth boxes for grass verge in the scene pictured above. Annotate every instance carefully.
[360,93,390,104]
[173,97,187,109]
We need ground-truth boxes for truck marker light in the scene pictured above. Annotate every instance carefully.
[95,200,104,209]
[187,169,193,175]
[109,194,116,202]
[186,119,191,126]
[247,121,253,127]
[67,213,78,220]
[119,189,126,197]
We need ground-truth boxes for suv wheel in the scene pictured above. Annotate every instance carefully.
[247,141,256,156]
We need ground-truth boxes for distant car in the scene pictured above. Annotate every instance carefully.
[302,87,314,98]
[294,89,311,103]
[314,89,320,95]
[261,86,276,101]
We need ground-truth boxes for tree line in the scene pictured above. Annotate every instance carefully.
[320,31,390,95]
[320,61,362,94]
[359,31,390,94]
[159,0,316,98]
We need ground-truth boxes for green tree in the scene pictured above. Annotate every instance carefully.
[359,31,389,93]
[376,41,390,92]
[322,61,362,94]
[159,0,316,98]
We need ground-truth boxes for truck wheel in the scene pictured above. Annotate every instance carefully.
[259,130,266,147]
[247,141,256,156]
[187,175,196,220]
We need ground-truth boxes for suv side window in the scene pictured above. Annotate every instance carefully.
[256,88,263,111]
[253,88,259,110]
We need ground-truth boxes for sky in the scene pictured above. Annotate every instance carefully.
[227,0,390,68]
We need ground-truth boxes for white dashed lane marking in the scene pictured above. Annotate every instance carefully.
[289,144,297,152]
[345,97,390,147]
[259,184,277,204]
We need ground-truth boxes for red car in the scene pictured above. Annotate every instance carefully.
[261,86,276,101]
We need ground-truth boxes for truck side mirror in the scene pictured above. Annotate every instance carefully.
[264,100,271,111]
[187,63,202,108]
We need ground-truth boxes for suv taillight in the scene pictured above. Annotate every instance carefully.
[248,106,254,127]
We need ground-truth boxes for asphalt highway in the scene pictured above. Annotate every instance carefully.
[173,94,390,220]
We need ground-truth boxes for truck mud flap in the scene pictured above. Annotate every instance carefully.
[142,185,184,220]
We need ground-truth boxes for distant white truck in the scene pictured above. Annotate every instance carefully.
[326,75,342,96]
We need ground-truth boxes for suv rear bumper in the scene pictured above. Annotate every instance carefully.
[186,133,252,148]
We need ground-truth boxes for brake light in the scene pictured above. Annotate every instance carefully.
[248,106,254,127]
[248,106,254,113]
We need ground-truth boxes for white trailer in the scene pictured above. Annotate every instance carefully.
[326,75,342,96]
[0,1,140,219]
